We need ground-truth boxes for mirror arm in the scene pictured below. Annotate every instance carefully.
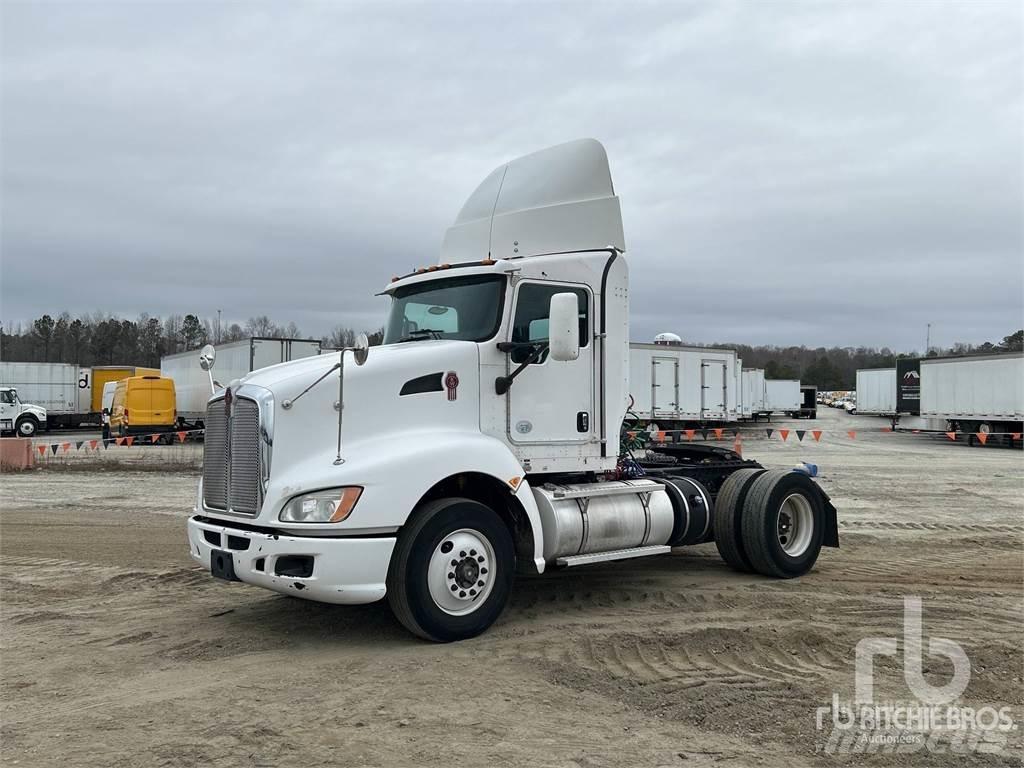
[495,343,549,395]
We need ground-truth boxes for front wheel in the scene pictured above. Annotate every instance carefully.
[387,497,514,642]
[16,417,38,437]
[740,470,824,578]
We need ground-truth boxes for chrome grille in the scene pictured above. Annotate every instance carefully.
[202,399,228,510]
[201,393,267,516]
[228,398,262,515]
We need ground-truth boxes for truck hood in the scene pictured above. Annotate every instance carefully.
[234,339,482,467]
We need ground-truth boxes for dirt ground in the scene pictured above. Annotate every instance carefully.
[1,407,1021,767]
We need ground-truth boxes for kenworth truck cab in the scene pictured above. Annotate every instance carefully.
[187,139,839,641]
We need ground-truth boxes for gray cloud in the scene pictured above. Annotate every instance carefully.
[2,1,1021,351]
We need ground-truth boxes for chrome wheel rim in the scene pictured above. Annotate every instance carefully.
[427,528,496,616]
[777,493,814,557]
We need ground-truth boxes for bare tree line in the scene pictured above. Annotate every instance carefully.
[0,312,383,368]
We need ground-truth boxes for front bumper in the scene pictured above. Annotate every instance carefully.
[187,515,396,604]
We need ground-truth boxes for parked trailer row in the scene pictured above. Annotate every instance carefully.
[855,352,1023,438]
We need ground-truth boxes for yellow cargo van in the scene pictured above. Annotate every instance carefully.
[110,376,176,437]
[90,366,160,413]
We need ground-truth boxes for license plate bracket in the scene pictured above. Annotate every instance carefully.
[210,549,239,581]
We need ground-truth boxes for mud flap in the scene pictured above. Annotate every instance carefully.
[818,488,840,548]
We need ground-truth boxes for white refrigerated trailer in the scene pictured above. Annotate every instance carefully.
[920,352,1024,435]
[740,368,767,421]
[855,368,897,416]
[628,343,739,423]
[162,337,322,425]
[764,379,801,418]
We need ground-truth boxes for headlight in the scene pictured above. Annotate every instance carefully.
[279,487,362,523]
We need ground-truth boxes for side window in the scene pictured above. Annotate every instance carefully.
[0,391,12,404]
[511,283,589,363]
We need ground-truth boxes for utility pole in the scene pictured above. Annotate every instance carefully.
[216,309,222,344]
[926,323,931,356]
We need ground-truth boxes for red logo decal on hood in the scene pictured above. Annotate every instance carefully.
[445,372,459,401]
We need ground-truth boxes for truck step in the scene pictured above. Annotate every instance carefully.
[556,545,671,568]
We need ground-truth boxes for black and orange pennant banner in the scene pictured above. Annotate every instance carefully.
[29,424,1022,458]
[32,429,206,456]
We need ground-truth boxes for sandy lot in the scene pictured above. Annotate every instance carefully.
[2,407,1021,767]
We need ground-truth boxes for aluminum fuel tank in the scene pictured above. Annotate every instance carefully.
[531,479,675,563]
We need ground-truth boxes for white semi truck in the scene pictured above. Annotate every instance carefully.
[187,140,839,641]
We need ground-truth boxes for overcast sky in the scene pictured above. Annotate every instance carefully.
[2,1,1021,352]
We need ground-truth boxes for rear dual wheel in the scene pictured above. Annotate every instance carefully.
[714,469,824,578]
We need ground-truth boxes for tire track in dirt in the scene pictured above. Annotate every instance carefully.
[510,626,846,693]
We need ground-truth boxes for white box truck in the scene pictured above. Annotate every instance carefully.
[161,337,322,425]
[185,139,839,641]
[920,353,1024,437]
[0,362,87,430]
[628,343,739,423]
[855,368,897,416]
[764,379,802,418]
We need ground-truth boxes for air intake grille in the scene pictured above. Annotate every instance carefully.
[201,395,264,516]
[202,399,228,510]
[228,398,262,515]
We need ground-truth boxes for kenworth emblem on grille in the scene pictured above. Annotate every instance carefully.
[445,371,459,401]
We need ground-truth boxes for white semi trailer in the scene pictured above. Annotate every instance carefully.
[628,343,739,423]
[162,337,322,426]
[920,353,1024,439]
[741,368,767,421]
[855,368,897,416]
[764,379,802,418]
[186,140,839,641]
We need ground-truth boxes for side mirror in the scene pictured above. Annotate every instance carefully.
[352,333,370,366]
[548,292,580,362]
[199,344,217,371]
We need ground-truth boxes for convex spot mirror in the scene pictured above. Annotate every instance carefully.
[353,333,370,366]
[548,292,580,362]
[199,344,216,371]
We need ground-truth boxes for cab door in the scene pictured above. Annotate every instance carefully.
[0,390,14,432]
[506,281,594,444]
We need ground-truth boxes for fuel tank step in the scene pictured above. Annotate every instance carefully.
[555,544,671,568]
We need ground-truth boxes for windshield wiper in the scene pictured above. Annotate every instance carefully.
[397,329,444,343]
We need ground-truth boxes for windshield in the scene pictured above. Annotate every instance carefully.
[384,274,506,344]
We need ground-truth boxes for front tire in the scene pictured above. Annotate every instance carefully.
[387,497,514,642]
[740,470,824,578]
[15,417,38,437]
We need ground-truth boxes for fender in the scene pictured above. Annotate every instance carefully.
[261,430,547,572]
